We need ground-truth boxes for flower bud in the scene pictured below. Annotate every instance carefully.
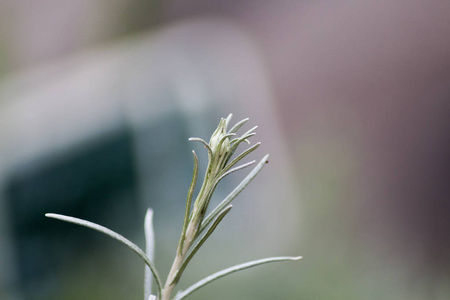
[209,118,230,156]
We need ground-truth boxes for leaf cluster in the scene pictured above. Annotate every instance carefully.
[46,114,301,300]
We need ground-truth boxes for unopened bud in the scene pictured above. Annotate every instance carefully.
[209,118,230,156]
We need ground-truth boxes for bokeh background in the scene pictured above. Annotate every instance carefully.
[1,1,450,299]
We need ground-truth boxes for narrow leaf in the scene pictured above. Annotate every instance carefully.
[218,133,235,146]
[216,160,255,183]
[200,154,269,234]
[175,256,302,300]
[171,205,232,285]
[144,209,155,300]
[188,138,213,158]
[224,113,233,129]
[221,142,260,174]
[228,133,256,159]
[45,213,162,296]
[230,133,256,146]
[228,118,249,134]
[178,151,199,255]
[242,125,258,136]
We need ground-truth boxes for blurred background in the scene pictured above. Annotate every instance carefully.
[1,1,449,299]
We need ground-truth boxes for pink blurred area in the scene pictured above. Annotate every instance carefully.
[1,0,450,299]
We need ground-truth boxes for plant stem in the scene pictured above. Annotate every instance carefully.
[162,255,183,300]
[161,222,196,300]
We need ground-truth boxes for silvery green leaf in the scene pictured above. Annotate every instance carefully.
[178,150,199,255]
[45,213,162,296]
[144,209,155,300]
[216,160,255,183]
[200,154,269,234]
[228,132,257,159]
[221,142,260,173]
[224,113,233,129]
[174,256,302,300]
[188,137,213,158]
[228,117,249,134]
[171,205,232,285]
[230,132,256,146]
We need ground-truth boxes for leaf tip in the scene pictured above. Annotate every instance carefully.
[145,208,154,223]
